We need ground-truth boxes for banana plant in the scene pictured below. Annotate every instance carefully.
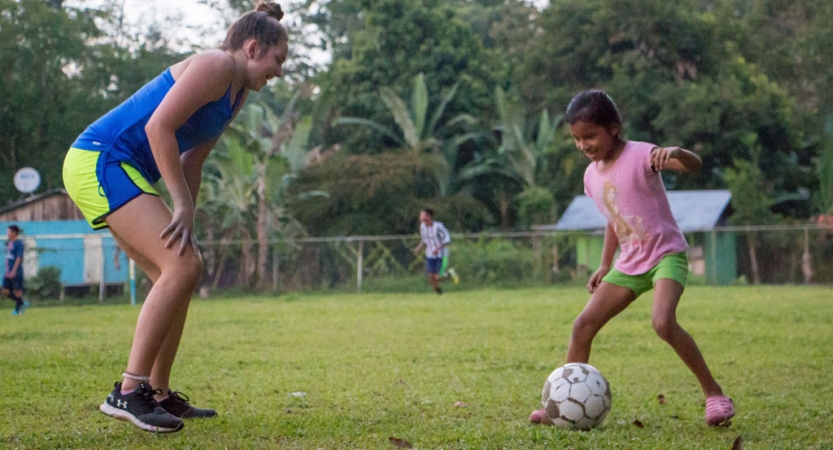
[459,87,567,227]
[334,72,475,153]
[202,95,326,290]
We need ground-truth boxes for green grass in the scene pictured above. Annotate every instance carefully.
[1,286,832,449]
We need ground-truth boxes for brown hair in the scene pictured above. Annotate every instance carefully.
[221,2,288,56]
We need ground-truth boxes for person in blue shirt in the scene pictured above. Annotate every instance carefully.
[62,1,289,433]
[3,225,27,315]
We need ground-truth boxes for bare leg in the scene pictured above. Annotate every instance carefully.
[428,273,440,292]
[110,230,189,397]
[149,299,191,395]
[106,195,203,393]
[651,279,723,397]
[566,282,636,363]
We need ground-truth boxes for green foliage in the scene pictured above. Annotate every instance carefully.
[518,0,802,195]
[26,266,62,300]
[742,0,833,116]
[815,143,833,214]
[201,91,326,289]
[321,0,496,153]
[3,0,832,236]
[724,135,780,226]
[289,152,433,235]
[334,73,473,153]
[0,0,183,205]
[460,88,570,227]
[515,187,556,228]
[452,237,534,283]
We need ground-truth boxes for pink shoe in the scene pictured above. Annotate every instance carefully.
[705,395,735,426]
[529,409,550,425]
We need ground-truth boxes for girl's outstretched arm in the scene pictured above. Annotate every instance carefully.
[650,146,702,173]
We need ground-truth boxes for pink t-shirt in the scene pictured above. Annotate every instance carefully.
[584,141,688,275]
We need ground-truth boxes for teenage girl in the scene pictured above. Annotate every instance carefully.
[529,90,735,427]
[63,2,289,433]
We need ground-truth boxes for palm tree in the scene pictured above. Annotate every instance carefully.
[334,73,474,154]
[461,87,566,227]
[334,73,481,202]
[202,94,326,290]
[200,141,257,289]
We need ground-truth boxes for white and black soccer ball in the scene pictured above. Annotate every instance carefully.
[541,362,612,430]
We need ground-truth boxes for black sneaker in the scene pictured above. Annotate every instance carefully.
[159,390,217,419]
[99,382,184,433]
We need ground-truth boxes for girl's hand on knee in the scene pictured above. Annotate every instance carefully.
[160,205,199,256]
[587,266,610,293]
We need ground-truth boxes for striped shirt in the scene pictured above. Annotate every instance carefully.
[419,221,451,258]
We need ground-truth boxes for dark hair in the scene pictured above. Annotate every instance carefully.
[221,1,288,56]
[422,208,435,218]
[8,225,20,234]
[566,90,623,130]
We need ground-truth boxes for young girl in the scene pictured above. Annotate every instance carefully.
[62,2,289,433]
[529,90,735,427]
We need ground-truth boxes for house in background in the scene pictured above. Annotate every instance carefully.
[536,190,736,285]
[0,189,127,292]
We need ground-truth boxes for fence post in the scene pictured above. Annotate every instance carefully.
[802,229,812,284]
[708,230,717,285]
[357,240,364,293]
[532,235,542,282]
[99,248,106,303]
[129,258,136,306]
[273,246,280,291]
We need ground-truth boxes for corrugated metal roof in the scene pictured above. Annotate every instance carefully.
[539,190,732,233]
[0,188,68,215]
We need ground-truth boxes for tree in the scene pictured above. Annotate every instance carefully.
[461,88,567,227]
[0,0,184,205]
[724,134,781,284]
[0,0,101,202]
[334,73,473,153]
[205,94,325,289]
[518,0,802,197]
[814,123,833,215]
[319,0,496,153]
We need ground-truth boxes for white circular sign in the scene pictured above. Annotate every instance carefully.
[13,167,41,193]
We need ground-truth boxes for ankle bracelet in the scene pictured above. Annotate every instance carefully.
[122,372,151,382]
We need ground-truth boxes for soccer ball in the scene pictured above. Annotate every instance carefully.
[541,363,612,430]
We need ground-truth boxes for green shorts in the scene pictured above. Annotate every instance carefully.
[63,148,158,229]
[602,252,688,298]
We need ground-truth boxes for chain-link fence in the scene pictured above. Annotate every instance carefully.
[15,224,833,301]
[195,225,833,294]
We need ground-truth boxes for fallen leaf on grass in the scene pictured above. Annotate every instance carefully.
[657,394,666,405]
[388,437,413,448]
[730,436,744,450]
[454,401,469,408]
[632,419,645,428]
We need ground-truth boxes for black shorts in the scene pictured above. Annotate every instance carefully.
[3,276,23,292]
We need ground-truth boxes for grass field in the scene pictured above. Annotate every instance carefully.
[1,285,832,449]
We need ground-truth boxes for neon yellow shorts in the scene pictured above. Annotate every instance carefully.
[602,252,689,298]
[62,148,158,230]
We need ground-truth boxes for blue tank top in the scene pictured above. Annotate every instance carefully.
[71,68,243,184]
